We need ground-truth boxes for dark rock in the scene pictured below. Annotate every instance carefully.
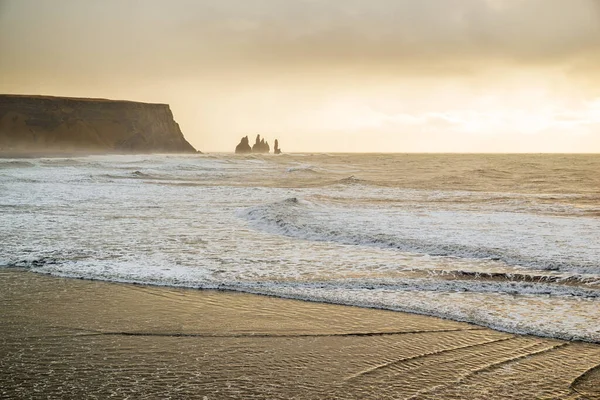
[251,134,270,154]
[235,135,281,154]
[0,94,198,154]
[274,139,282,154]
[235,136,252,154]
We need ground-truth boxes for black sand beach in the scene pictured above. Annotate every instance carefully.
[2,269,599,399]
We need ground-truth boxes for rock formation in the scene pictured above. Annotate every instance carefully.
[235,136,252,154]
[274,139,282,154]
[251,134,270,154]
[0,94,198,154]
[234,135,282,154]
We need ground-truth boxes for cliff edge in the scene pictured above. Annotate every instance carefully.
[0,95,197,154]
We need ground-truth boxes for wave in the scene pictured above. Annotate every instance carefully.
[335,175,365,184]
[3,153,600,345]
[471,168,513,178]
[98,172,155,180]
[39,158,85,167]
[215,276,600,299]
[0,160,35,169]
[131,170,150,177]
[286,165,319,173]
[117,158,166,165]
[436,269,600,286]
[8,251,597,298]
[237,285,599,343]
[242,198,600,275]
[99,171,179,181]
[4,255,599,343]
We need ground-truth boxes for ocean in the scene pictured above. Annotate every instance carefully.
[1,153,599,342]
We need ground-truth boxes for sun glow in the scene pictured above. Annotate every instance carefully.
[316,95,600,138]
[2,0,600,152]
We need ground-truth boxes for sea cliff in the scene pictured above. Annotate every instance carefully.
[0,95,197,154]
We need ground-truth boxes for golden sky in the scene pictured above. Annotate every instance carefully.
[1,0,600,152]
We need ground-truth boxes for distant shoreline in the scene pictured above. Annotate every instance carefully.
[2,151,599,159]
[0,150,202,159]
[1,94,198,153]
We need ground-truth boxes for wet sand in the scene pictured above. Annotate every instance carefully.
[1,269,599,399]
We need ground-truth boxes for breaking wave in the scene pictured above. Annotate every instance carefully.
[242,198,600,275]
[2,153,600,344]
[286,165,319,173]
[39,159,86,167]
[335,175,366,184]
[5,253,600,343]
[0,160,35,169]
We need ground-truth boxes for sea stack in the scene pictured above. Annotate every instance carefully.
[235,136,252,154]
[234,135,281,154]
[251,134,270,154]
[0,94,197,154]
[274,139,282,154]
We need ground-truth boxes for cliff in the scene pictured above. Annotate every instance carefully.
[0,95,197,154]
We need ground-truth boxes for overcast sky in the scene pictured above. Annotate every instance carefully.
[1,0,600,152]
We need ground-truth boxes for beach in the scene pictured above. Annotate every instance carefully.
[3,0,600,397]
[2,269,599,399]
[2,153,600,398]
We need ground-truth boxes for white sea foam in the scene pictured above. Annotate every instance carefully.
[1,154,599,342]
[242,197,600,275]
[286,164,318,173]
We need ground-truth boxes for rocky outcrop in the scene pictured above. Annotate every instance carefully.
[0,94,198,154]
[251,134,270,154]
[235,135,281,154]
[235,136,252,154]
[274,139,282,154]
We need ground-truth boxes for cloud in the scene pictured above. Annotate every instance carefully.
[2,0,600,152]
[365,98,600,139]
[1,0,599,78]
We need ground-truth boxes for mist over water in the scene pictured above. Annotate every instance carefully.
[1,153,599,342]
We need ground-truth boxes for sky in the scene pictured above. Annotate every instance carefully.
[1,0,600,153]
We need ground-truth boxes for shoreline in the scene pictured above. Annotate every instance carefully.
[2,269,599,399]
[13,267,599,345]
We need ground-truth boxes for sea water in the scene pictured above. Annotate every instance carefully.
[1,153,599,342]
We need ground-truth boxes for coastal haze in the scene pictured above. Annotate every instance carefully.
[1,0,600,152]
[2,1,600,399]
